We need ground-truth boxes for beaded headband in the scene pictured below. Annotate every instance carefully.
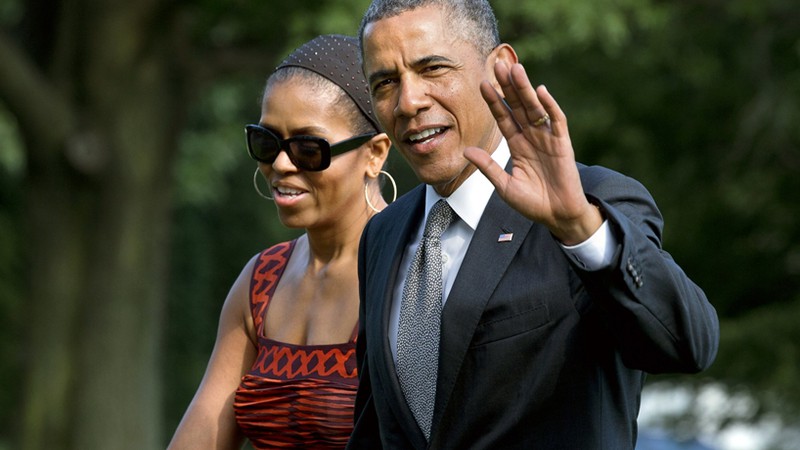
[276,34,379,131]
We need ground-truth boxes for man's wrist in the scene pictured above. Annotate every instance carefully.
[560,218,617,271]
[552,202,605,246]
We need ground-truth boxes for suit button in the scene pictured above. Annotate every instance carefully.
[627,257,642,287]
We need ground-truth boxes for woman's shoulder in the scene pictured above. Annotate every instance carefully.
[259,238,298,258]
[248,238,300,280]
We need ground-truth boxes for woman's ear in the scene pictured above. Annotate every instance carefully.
[365,132,391,177]
[486,43,519,93]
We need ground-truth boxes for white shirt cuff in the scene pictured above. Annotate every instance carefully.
[560,220,617,271]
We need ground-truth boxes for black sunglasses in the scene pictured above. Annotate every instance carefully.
[245,124,376,171]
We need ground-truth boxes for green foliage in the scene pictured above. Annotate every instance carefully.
[0,0,22,26]
[186,0,372,59]
[175,77,263,206]
[711,297,800,418]
[0,104,24,448]
[0,170,23,448]
[495,0,670,61]
[0,106,23,175]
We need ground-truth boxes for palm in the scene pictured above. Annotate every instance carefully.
[464,61,599,243]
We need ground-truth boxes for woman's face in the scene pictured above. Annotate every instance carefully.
[258,77,373,232]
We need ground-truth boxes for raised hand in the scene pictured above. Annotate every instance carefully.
[463,61,603,245]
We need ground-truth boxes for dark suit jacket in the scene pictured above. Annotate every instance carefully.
[348,164,719,450]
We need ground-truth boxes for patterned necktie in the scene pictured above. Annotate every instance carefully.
[396,199,455,440]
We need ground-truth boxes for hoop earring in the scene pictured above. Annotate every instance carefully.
[365,170,397,213]
[253,168,273,200]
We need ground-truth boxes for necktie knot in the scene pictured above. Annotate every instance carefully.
[423,200,455,240]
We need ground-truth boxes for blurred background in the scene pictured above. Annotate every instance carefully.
[0,0,798,449]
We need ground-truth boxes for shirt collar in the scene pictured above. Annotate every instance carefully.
[424,139,511,230]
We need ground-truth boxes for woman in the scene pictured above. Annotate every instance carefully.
[168,34,392,449]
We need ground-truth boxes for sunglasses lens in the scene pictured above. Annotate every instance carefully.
[247,127,280,163]
[288,139,325,170]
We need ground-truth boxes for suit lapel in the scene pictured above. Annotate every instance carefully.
[432,192,533,435]
[365,186,430,448]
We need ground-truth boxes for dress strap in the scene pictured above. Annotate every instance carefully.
[249,240,296,337]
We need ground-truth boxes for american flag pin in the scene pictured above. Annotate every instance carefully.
[498,232,513,243]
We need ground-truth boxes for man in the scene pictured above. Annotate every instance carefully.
[348,1,720,448]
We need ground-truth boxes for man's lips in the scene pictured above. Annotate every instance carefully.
[405,127,446,144]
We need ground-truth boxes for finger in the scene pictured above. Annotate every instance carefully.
[492,60,518,109]
[507,63,548,128]
[479,80,522,140]
[464,145,510,194]
[494,62,539,131]
[534,85,568,137]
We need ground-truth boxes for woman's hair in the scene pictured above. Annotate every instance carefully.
[359,0,500,57]
[267,35,380,135]
[264,67,375,136]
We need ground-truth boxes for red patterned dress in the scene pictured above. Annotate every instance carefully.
[233,241,359,449]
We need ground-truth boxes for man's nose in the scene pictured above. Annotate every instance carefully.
[394,77,431,118]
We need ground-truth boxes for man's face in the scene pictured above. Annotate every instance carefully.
[362,5,502,196]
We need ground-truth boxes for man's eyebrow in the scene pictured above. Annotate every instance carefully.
[413,55,455,67]
[367,54,456,86]
[368,68,397,87]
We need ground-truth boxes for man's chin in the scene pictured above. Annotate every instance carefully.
[413,161,477,197]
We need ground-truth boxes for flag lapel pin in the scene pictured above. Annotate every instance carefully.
[497,231,513,243]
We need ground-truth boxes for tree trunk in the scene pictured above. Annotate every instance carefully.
[0,2,182,448]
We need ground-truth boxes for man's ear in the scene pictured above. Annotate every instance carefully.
[486,43,519,93]
[365,132,392,177]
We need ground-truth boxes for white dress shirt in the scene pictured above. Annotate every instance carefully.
[388,139,618,360]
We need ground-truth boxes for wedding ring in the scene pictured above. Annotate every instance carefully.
[533,113,550,127]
